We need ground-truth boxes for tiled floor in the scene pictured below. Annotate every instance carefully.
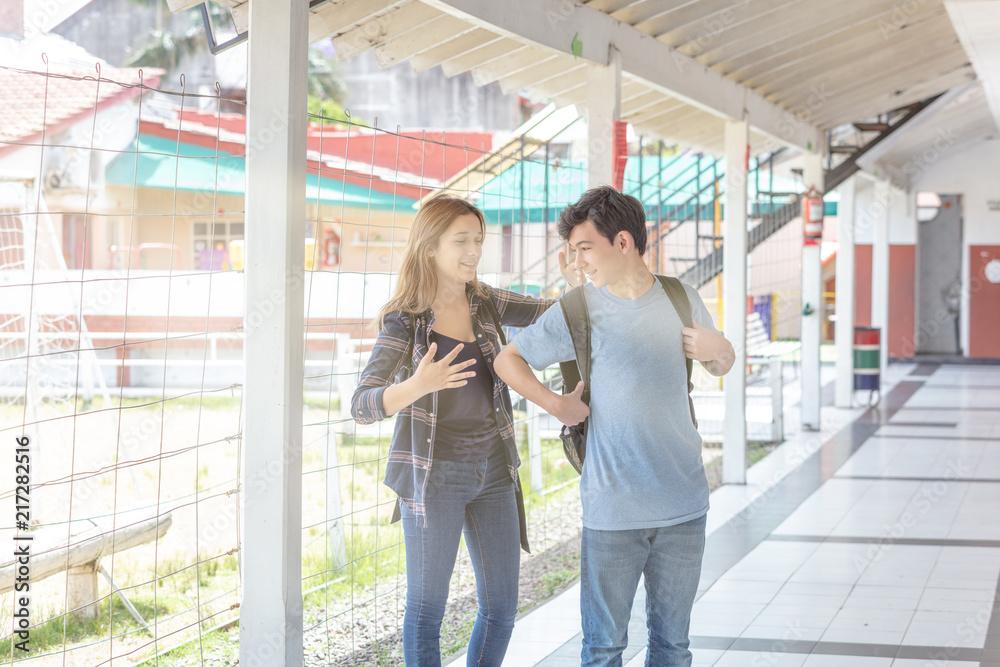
[449,364,1000,666]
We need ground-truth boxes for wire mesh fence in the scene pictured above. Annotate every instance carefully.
[0,63,243,666]
[1,62,807,665]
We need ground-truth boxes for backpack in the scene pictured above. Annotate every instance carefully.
[557,275,697,474]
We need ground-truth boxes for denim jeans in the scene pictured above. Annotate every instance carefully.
[399,452,520,667]
[580,514,707,667]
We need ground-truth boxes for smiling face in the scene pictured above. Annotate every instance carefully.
[430,213,484,287]
[567,220,629,289]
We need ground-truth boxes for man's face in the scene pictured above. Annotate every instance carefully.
[567,220,626,289]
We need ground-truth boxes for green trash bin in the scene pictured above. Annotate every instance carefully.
[853,326,880,405]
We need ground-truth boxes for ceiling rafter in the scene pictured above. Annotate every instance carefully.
[409,29,504,72]
[421,0,823,151]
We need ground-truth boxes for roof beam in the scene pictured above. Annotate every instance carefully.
[735,4,949,88]
[441,38,525,78]
[705,0,900,77]
[946,0,1000,134]
[374,14,476,67]
[307,0,406,45]
[810,63,974,128]
[420,0,823,152]
[331,2,442,60]
[755,20,958,98]
[498,58,581,96]
[409,28,503,72]
[471,46,551,85]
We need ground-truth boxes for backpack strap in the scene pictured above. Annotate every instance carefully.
[656,275,698,428]
[558,287,590,405]
[478,290,507,346]
[557,278,697,429]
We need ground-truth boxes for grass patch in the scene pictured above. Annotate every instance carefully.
[539,568,578,598]
[0,595,161,659]
[302,526,405,607]
[149,623,237,665]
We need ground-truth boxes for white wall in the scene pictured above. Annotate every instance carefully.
[912,138,1000,354]
[852,176,914,246]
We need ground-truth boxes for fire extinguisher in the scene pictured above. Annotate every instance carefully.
[803,187,824,246]
[322,226,341,268]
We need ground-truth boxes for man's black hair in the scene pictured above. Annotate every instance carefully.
[557,185,647,255]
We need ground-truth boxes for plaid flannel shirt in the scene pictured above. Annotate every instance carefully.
[351,282,554,532]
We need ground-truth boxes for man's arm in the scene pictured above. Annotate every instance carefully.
[681,321,735,377]
[494,344,590,426]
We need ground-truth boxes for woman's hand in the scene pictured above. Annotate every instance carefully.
[410,342,478,395]
[558,244,586,289]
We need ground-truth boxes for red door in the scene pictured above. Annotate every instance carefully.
[969,246,1000,359]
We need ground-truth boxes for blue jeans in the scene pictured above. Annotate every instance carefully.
[580,514,707,667]
[399,453,520,666]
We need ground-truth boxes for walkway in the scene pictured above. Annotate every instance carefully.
[454,363,1000,666]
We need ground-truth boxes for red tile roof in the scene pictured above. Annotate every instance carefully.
[0,66,161,154]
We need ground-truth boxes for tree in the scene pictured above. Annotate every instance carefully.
[307,43,352,125]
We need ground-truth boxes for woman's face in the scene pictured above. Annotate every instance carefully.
[430,213,484,287]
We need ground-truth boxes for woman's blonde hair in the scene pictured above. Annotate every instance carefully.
[374,195,488,329]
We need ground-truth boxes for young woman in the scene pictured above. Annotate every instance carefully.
[351,195,580,666]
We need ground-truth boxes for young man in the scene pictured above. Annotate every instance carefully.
[494,186,735,666]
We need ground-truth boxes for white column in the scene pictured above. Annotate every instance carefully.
[834,176,857,408]
[871,179,891,378]
[586,46,621,189]
[800,153,823,430]
[723,120,748,485]
[242,0,307,664]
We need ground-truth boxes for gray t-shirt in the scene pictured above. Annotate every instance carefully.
[513,279,717,530]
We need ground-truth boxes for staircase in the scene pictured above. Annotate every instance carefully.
[678,197,802,289]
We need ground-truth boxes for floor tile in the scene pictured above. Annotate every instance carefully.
[715,650,808,666]
[801,655,893,666]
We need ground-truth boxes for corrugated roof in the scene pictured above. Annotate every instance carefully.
[299,0,974,157]
[105,134,415,210]
[0,65,155,152]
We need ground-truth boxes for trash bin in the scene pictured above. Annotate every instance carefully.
[853,327,880,400]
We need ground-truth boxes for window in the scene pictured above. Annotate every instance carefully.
[192,220,244,270]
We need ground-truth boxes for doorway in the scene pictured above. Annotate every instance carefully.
[915,193,962,355]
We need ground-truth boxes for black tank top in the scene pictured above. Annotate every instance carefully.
[430,331,502,461]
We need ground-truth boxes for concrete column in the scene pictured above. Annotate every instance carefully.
[834,176,857,408]
[723,120,748,485]
[241,0,307,664]
[586,46,621,189]
[800,153,824,430]
[871,179,891,378]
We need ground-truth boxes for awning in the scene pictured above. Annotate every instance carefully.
[105,135,416,211]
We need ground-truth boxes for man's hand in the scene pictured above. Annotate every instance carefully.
[682,321,735,376]
[558,245,586,288]
[549,381,590,426]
